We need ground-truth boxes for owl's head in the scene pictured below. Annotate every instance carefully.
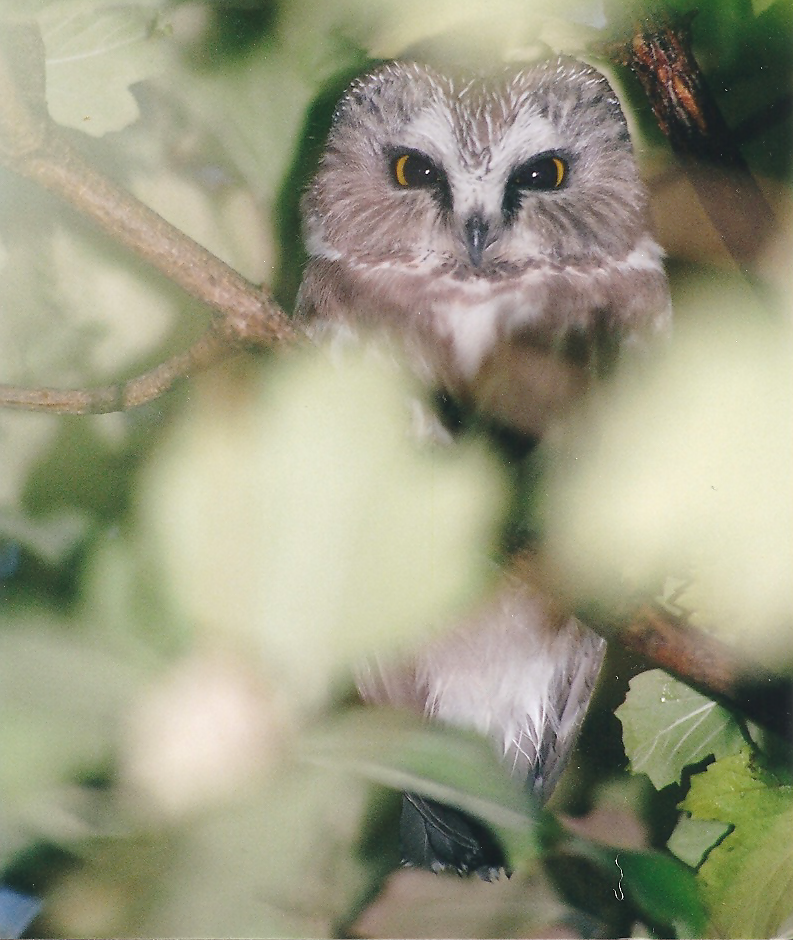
[302,58,651,274]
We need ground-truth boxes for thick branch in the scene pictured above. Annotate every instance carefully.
[512,550,792,743]
[0,23,297,362]
[17,135,296,348]
[619,606,792,743]
[609,16,775,269]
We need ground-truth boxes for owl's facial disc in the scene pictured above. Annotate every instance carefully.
[303,60,655,276]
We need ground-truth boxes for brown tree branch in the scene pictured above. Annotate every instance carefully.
[512,549,793,743]
[619,606,792,743]
[607,15,776,270]
[0,22,298,415]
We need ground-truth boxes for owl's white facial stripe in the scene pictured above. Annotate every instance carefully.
[396,100,568,234]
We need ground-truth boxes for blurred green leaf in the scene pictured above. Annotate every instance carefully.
[0,618,144,872]
[141,347,505,710]
[616,670,747,789]
[545,304,793,666]
[572,837,708,938]
[305,707,538,868]
[0,2,55,19]
[0,621,139,799]
[680,747,793,938]
[138,766,378,939]
[37,0,167,137]
[617,850,707,938]
[172,46,332,206]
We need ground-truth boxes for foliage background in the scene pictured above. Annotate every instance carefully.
[0,0,791,937]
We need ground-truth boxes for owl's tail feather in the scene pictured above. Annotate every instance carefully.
[400,792,507,881]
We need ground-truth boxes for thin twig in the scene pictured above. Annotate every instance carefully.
[0,325,233,414]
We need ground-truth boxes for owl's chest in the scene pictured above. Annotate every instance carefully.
[329,259,555,378]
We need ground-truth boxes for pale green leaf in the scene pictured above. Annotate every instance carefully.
[38,1,167,136]
[0,617,144,869]
[667,814,730,868]
[2,0,163,19]
[0,1,55,18]
[0,508,88,565]
[545,303,793,665]
[141,347,505,710]
[680,748,793,939]
[277,0,603,66]
[616,670,747,789]
[170,47,325,204]
[139,766,377,939]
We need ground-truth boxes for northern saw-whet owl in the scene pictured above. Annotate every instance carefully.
[297,58,671,877]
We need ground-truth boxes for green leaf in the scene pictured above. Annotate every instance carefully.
[618,850,707,938]
[573,839,708,938]
[305,707,538,868]
[0,621,140,800]
[616,670,747,789]
[0,1,56,18]
[38,1,167,136]
[680,748,793,939]
[42,765,379,938]
[667,814,731,868]
[141,347,505,710]
[0,617,144,869]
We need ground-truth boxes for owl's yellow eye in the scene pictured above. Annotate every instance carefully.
[394,154,412,186]
[510,154,568,192]
[503,153,568,221]
[391,150,443,189]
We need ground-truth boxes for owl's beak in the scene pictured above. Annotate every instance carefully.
[463,215,490,268]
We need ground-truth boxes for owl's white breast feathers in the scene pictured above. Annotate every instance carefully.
[329,234,669,377]
[358,583,606,791]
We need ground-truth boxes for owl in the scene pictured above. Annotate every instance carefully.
[297,58,671,876]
